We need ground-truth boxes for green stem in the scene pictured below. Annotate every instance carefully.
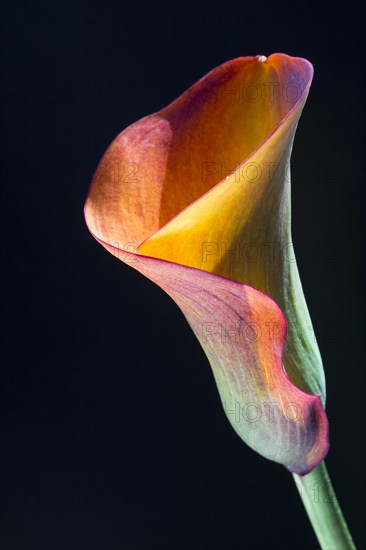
[293,461,356,549]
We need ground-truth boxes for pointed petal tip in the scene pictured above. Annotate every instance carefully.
[288,397,330,475]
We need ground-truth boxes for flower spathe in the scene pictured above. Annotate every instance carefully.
[85,53,329,474]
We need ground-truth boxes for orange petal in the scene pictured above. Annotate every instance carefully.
[85,54,329,473]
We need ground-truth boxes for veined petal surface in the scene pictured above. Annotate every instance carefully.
[85,53,329,474]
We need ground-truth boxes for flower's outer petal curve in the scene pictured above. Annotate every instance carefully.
[140,257,329,475]
[87,236,330,474]
[85,54,329,473]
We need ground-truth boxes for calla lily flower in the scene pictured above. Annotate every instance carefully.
[85,53,329,475]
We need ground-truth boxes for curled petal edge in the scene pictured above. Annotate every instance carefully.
[87,230,329,475]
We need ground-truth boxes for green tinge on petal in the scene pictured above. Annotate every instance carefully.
[90,247,329,474]
[137,257,329,475]
[85,54,329,473]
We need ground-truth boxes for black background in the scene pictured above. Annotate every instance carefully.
[1,1,365,549]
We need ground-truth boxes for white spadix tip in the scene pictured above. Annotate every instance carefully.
[256,55,267,62]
